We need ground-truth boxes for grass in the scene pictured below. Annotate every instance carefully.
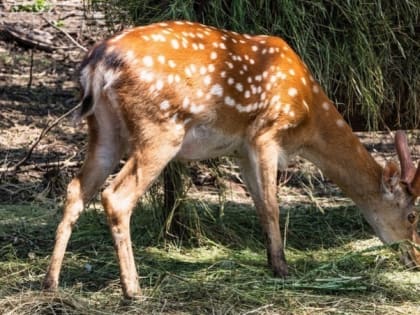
[89,0,420,130]
[1,193,420,314]
[11,0,51,12]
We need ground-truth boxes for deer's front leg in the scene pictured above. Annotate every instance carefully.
[238,141,288,277]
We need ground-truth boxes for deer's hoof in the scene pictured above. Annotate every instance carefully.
[42,277,58,291]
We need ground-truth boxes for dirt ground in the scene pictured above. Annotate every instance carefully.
[0,0,106,202]
[0,0,420,204]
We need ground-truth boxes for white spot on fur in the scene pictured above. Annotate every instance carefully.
[210,84,223,97]
[168,60,176,68]
[203,75,212,85]
[183,97,190,108]
[142,56,153,67]
[260,92,266,100]
[168,74,174,84]
[322,101,330,110]
[303,100,309,111]
[224,96,235,107]
[336,119,346,127]
[288,87,298,97]
[152,34,166,42]
[190,103,204,113]
[200,66,207,75]
[210,51,218,60]
[235,82,243,92]
[155,79,164,90]
[160,100,170,110]
[276,71,287,80]
[185,67,192,77]
[157,55,166,64]
[197,89,204,98]
[125,50,136,63]
[139,70,154,82]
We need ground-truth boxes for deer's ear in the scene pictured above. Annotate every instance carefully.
[381,161,401,200]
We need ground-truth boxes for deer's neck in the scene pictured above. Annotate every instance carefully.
[300,103,383,213]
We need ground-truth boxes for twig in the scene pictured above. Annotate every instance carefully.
[41,17,87,52]
[7,103,82,173]
[0,160,82,174]
[27,49,34,88]
[243,304,274,315]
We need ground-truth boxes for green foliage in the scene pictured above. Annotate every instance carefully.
[53,20,65,28]
[12,0,51,12]
[90,0,420,130]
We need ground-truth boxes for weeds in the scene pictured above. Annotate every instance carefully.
[12,0,51,13]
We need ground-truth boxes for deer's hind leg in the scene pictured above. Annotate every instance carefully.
[100,123,184,298]
[43,111,124,291]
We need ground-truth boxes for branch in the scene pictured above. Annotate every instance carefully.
[1,23,55,52]
[7,103,82,173]
[41,17,88,52]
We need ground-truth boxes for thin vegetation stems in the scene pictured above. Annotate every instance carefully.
[163,161,186,239]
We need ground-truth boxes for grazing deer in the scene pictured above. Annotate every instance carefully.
[43,21,420,298]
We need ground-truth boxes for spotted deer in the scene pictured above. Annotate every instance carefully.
[43,21,420,298]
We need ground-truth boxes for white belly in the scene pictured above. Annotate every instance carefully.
[176,124,243,161]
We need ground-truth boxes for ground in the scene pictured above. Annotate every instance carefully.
[1,1,420,314]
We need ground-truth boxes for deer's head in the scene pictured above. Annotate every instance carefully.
[375,131,420,267]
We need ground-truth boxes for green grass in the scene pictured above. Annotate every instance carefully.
[1,198,420,314]
[11,0,51,12]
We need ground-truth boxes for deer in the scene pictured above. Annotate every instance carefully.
[43,21,420,298]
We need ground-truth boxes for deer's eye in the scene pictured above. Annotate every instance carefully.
[407,212,417,224]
